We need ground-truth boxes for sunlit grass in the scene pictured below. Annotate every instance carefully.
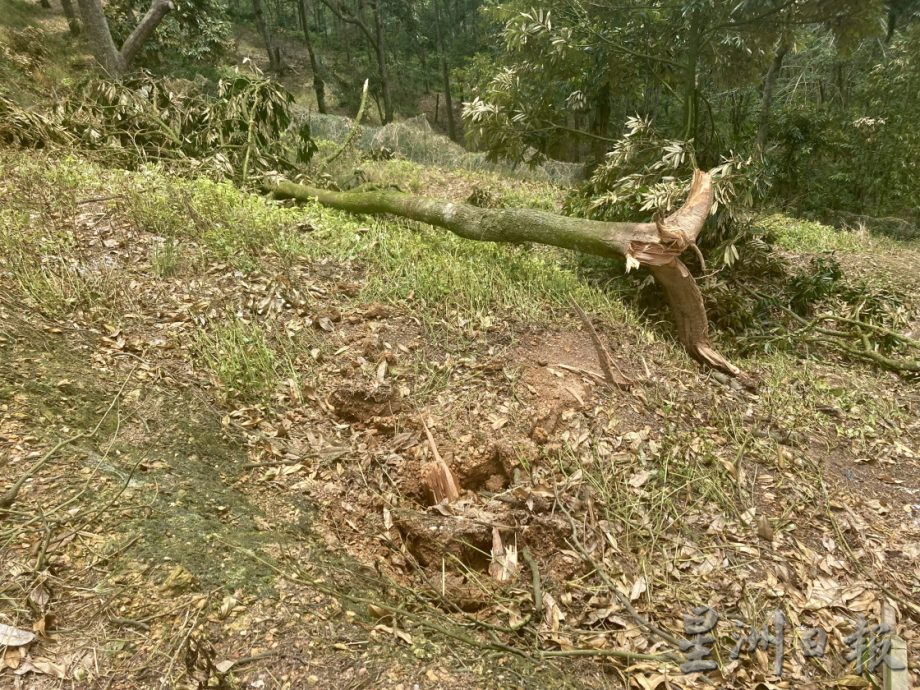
[758,214,866,253]
[194,317,279,401]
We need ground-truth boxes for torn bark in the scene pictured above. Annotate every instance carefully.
[266,170,742,377]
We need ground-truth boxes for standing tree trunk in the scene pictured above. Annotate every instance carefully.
[318,0,389,120]
[299,0,327,112]
[590,77,611,162]
[756,40,789,151]
[372,0,393,123]
[61,0,82,35]
[76,0,173,75]
[253,0,281,72]
[434,0,456,141]
[266,171,744,378]
[682,8,702,142]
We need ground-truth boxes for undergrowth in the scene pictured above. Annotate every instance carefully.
[194,317,279,401]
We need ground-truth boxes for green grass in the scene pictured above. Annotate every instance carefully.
[9,257,128,319]
[757,214,865,253]
[194,317,279,401]
[1,150,645,346]
[0,0,88,104]
[356,215,631,327]
[150,236,182,276]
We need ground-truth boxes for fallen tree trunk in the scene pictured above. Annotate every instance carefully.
[266,170,742,377]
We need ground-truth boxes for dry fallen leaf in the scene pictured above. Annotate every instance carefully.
[2,647,25,670]
[757,515,774,541]
[214,659,236,673]
[373,624,412,645]
[0,624,35,648]
[629,576,647,601]
[628,470,650,488]
[14,656,66,679]
[542,592,565,632]
[29,583,49,611]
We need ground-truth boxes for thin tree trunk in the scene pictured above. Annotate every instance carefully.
[372,0,393,123]
[61,0,82,35]
[300,0,327,112]
[253,0,279,71]
[590,78,611,161]
[318,0,389,118]
[886,5,898,43]
[682,8,701,141]
[266,171,743,377]
[434,0,456,141]
[756,40,788,151]
[76,0,173,75]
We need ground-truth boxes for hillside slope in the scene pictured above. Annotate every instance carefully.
[1,4,919,689]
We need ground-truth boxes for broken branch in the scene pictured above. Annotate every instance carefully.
[421,417,461,504]
[569,296,632,389]
[266,170,743,377]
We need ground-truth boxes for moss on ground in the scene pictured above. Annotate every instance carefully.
[0,328,287,593]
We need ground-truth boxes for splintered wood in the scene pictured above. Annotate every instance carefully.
[420,417,460,504]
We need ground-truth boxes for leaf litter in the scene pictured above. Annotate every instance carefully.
[0,150,918,688]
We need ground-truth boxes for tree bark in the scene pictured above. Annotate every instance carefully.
[76,0,172,75]
[252,0,280,71]
[266,171,743,377]
[299,0,327,112]
[119,0,175,68]
[61,0,82,35]
[682,8,702,141]
[372,0,393,123]
[756,40,788,151]
[434,0,456,141]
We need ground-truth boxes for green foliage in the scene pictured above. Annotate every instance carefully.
[194,317,278,401]
[767,24,920,220]
[463,1,879,162]
[107,0,232,66]
[703,240,912,363]
[42,72,316,181]
[564,116,767,255]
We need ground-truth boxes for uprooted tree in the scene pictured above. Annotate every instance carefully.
[266,170,744,378]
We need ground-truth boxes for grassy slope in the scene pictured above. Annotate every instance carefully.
[1,4,920,689]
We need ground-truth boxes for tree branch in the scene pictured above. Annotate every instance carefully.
[119,0,174,69]
[266,171,744,377]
